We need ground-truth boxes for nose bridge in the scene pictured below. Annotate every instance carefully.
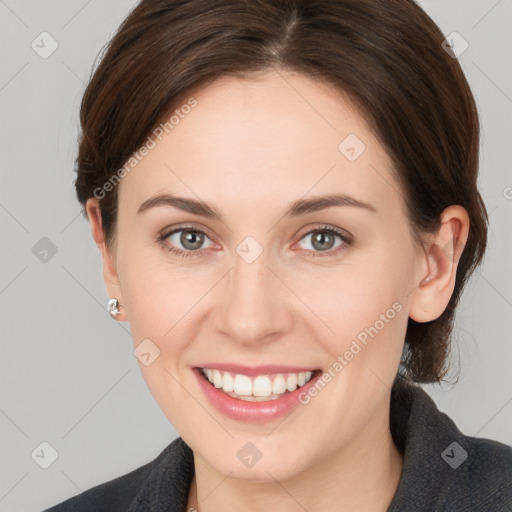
[215,241,290,344]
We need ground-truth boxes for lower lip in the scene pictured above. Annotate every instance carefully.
[192,367,322,423]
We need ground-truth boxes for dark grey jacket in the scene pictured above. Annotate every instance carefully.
[42,377,512,511]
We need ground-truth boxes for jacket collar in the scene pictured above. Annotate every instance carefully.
[387,376,468,511]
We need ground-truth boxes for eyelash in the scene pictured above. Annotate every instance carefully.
[156,224,353,259]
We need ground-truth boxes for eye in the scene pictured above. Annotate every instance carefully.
[157,226,215,258]
[295,225,352,257]
[156,224,352,259]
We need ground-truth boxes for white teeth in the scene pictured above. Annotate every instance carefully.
[233,374,252,396]
[286,373,297,392]
[201,368,315,400]
[272,374,287,394]
[253,375,273,397]
[223,372,234,392]
[213,369,223,388]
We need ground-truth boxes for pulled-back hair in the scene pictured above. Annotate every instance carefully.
[74,0,488,384]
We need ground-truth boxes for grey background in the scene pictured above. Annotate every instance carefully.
[0,1,511,510]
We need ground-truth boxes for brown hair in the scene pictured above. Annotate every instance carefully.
[75,0,488,384]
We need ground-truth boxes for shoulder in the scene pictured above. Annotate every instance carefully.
[389,379,512,511]
[41,461,153,512]
[41,437,193,512]
[445,434,512,509]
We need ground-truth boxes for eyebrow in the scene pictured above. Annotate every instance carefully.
[137,193,378,220]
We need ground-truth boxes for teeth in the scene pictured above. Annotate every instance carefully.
[213,369,223,388]
[286,373,297,392]
[201,368,315,400]
[223,372,234,392]
[233,374,252,395]
[253,375,273,397]
[272,374,287,395]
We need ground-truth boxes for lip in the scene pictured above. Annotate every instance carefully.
[192,366,322,424]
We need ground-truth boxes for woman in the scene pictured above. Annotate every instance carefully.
[43,0,512,510]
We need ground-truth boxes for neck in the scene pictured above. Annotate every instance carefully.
[187,398,403,512]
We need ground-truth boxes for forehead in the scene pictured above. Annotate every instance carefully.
[117,71,403,220]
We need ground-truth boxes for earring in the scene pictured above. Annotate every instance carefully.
[108,298,123,319]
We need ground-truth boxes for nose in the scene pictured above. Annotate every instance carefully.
[214,248,294,348]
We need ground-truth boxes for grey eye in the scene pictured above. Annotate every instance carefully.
[298,230,344,252]
[167,230,213,251]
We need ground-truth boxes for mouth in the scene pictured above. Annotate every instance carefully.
[196,366,322,402]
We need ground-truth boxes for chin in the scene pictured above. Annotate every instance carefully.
[196,436,313,483]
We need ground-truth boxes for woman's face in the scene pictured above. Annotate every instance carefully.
[90,71,428,481]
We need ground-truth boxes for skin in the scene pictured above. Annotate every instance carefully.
[86,70,469,511]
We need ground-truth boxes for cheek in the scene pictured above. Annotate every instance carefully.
[118,251,217,403]
[295,249,411,359]
[118,241,201,337]
[120,256,202,426]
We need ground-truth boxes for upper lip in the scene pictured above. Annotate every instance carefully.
[194,363,319,377]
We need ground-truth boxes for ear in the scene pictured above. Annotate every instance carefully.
[85,198,128,322]
[409,205,470,323]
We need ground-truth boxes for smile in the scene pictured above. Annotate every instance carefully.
[192,365,323,423]
[200,367,315,401]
